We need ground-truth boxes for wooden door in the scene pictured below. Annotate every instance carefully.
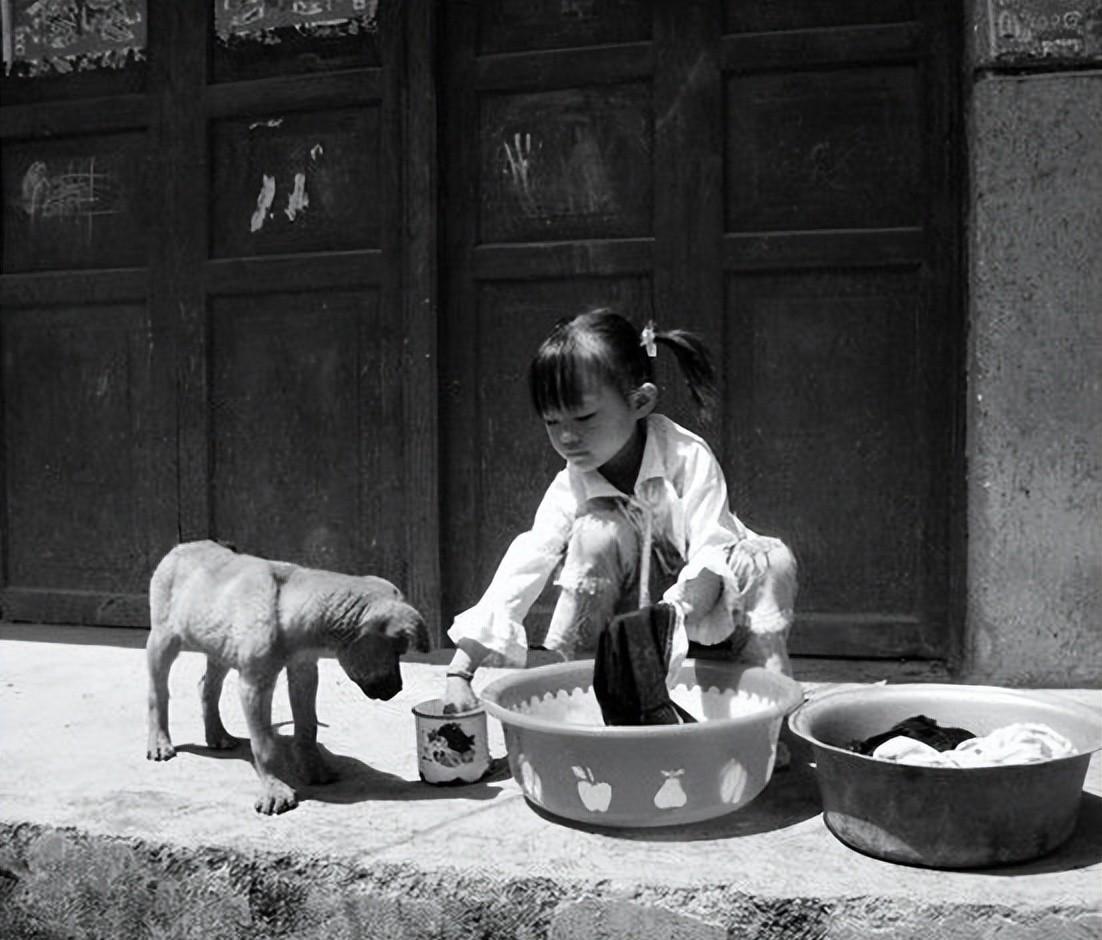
[0,1,440,626]
[439,0,962,658]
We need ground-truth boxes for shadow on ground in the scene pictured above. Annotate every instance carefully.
[173,736,512,805]
[961,791,1102,876]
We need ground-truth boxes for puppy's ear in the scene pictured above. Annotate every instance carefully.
[361,575,402,600]
[384,606,431,653]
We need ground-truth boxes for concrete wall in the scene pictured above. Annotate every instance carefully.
[965,4,1102,684]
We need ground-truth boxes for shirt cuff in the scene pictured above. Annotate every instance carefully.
[447,606,529,669]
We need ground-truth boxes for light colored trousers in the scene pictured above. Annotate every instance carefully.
[542,503,798,677]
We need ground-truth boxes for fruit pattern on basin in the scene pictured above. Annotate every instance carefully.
[515,752,757,815]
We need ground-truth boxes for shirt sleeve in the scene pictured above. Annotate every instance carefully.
[447,468,576,667]
[661,443,753,645]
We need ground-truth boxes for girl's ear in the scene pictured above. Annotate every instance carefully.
[632,382,658,417]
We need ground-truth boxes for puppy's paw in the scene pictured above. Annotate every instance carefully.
[147,735,176,761]
[255,780,298,815]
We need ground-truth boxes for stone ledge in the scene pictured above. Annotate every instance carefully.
[1,625,1099,939]
[3,823,1101,940]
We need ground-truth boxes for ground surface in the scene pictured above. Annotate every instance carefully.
[1,623,1099,939]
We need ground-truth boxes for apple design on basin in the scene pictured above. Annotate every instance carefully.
[571,766,612,813]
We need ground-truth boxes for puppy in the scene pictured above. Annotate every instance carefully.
[145,540,430,814]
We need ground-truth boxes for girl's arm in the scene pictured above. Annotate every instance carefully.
[662,444,751,644]
[443,470,575,705]
[443,490,572,710]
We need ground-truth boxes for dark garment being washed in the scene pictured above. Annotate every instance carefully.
[593,603,697,726]
[851,714,976,756]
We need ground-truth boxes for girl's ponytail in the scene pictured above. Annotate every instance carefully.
[529,309,719,423]
[652,327,718,424]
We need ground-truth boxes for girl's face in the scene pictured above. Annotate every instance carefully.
[541,379,656,476]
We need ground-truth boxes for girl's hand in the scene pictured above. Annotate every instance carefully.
[674,569,722,623]
[443,674,480,714]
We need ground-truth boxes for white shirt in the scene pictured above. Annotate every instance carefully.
[447,413,755,666]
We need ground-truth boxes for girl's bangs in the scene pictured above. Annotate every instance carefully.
[529,339,610,415]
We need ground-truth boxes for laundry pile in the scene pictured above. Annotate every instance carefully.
[853,714,1077,768]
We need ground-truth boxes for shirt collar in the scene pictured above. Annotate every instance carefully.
[569,414,668,502]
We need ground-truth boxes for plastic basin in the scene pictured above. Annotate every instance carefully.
[480,658,804,828]
[788,683,1102,868]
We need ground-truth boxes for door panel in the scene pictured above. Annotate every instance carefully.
[210,107,382,258]
[726,272,923,611]
[726,67,923,231]
[209,289,403,577]
[480,85,653,242]
[1,132,150,273]
[1,304,163,624]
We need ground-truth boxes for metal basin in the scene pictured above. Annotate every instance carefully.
[788,683,1102,868]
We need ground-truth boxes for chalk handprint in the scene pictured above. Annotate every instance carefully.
[502,131,540,217]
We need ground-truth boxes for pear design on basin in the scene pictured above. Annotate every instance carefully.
[654,769,687,809]
[720,757,749,804]
[572,766,612,813]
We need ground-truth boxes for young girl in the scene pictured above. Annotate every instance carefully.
[443,310,797,714]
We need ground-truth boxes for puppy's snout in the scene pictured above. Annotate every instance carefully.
[360,674,402,701]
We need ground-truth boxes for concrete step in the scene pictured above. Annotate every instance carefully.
[1,624,1099,939]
